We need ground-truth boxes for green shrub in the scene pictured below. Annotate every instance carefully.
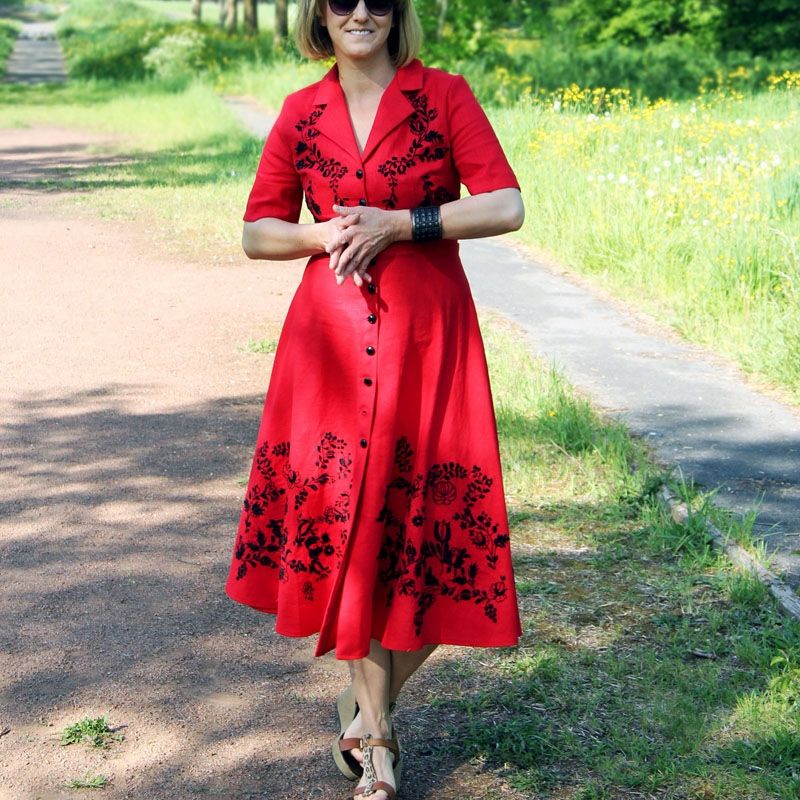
[143,28,205,87]
[56,0,273,84]
[0,19,20,74]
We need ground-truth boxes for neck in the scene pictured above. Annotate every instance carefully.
[335,50,396,98]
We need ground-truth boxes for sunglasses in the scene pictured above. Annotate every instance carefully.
[328,0,395,16]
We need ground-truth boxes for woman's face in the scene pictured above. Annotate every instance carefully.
[320,0,395,63]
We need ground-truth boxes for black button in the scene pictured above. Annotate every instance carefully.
[367,283,377,294]
[364,377,373,386]
[360,438,368,448]
[359,198,367,206]
[367,314,377,324]
[369,257,377,267]
[356,169,364,179]
[366,346,375,356]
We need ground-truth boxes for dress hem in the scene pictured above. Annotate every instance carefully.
[225,585,522,660]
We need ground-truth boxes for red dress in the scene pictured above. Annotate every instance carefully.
[225,58,523,660]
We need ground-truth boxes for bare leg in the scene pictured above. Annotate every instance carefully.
[342,642,438,778]
[389,644,437,702]
[349,639,395,800]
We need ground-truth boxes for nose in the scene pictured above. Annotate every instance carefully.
[351,0,370,19]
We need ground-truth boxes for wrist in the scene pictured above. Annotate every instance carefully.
[389,209,412,243]
[310,220,328,253]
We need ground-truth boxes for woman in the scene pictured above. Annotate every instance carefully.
[225,1,525,797]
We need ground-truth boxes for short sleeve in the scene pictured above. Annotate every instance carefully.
[243,98,303,223]
[447,75,520,196]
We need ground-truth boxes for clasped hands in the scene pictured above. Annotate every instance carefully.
[320,203,398,287]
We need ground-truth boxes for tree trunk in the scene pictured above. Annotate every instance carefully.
[191,0,202,23]
[436,0,448,40]
[218,0,225,28]
[243,0,258,35]
[224,0,238,33]
[274,0,289,47]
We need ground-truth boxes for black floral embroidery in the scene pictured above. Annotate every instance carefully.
[295,107,350,220]
[377,92,457,209]
[234,432,510,626]
[377,436,511,634]
[233,433,352,600]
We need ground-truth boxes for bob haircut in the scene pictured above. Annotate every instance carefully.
[294,0,422,67]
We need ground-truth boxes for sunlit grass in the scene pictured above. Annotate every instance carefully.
[489,81,800,402]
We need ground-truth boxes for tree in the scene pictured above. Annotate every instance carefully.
[436,0,448,40]
[243,0,258,35]
[274,0,289,47]
[220,0,237,33]
[191,0,202,23]
[715,0,800,53]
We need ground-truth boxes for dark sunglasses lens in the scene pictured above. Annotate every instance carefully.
[328,0,358,13]
[329,0,394,15]
[366,0,394,14]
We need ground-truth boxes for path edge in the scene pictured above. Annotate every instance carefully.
[658,484,800,620]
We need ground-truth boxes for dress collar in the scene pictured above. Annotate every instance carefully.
[310,58,424,163]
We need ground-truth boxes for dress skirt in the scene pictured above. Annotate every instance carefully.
[224,239,522,660]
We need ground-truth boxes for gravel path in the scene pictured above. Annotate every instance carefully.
[0,127,516,799]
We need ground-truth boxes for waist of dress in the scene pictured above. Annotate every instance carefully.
[307,238,460,267]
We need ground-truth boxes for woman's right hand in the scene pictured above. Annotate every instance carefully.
[318,215,372,287]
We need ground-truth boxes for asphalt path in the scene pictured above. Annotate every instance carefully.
[2,18,66,84]
[226,97,800,591]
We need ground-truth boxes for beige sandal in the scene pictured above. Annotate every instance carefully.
[332,686,401,782]
[333,684,362,780]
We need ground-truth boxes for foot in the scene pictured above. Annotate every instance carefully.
[354,734,397,800]
[342,701,398,767]
[342,709,365,765]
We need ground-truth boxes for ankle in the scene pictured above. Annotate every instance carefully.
[360,713,392,739]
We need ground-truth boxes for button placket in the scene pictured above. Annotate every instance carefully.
[358,279,379,454]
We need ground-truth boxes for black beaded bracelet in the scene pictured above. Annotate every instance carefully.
[410,205,442,242]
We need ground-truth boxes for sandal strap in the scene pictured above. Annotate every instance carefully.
[340,736,400,762]
[354,781,397,800]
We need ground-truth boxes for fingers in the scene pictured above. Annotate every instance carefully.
[332,203,361,218]
[329,245,343,274]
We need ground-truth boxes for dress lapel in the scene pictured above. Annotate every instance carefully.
[311,59,424,164]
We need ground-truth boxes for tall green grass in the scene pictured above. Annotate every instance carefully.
[489,82,800,402]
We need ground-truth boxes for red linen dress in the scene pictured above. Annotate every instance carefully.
[224,57,523,660]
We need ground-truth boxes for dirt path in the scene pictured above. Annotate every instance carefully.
[0,128,516,800]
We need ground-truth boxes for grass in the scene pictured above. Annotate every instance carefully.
[443,312,800,798]
[60,715,123,748]
[488,79,800,404]
[0,79,262,254]
[244,336,278,354]
[63,772,110,789]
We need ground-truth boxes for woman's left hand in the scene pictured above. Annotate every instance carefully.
[328,203,399,286]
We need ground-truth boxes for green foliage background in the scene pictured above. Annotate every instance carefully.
[50,0,800,102]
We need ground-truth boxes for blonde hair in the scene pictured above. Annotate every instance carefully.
[294,0,422,67]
